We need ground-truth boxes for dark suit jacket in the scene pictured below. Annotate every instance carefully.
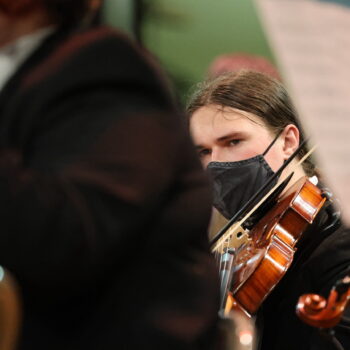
[258,198,350,350]
[0,25,220,350]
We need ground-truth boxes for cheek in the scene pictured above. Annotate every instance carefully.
[234,141,267,162]
[264,148,285,172]
[201,157,210,169]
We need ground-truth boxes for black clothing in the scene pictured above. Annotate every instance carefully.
[258,197,350,350]
[0,26,220,349]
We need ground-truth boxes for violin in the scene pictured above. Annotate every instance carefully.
[296,274,350,329]
[217,176,326,317]
[0,266,21,350]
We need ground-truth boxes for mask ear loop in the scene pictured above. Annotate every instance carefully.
[262,128,284,157]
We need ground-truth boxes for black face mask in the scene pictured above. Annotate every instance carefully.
[207,133,281,220]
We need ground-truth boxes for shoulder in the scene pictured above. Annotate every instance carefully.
[304,223,350,293]
[19,26,173,108]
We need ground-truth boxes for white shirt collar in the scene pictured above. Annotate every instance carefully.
[0,27,54,92]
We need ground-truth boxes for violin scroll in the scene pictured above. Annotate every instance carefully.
[296,275,350,329]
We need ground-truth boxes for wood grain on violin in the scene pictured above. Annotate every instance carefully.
[0,267,21,350]
[223,177,326,316]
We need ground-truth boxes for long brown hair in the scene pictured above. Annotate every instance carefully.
[187,70,315,175]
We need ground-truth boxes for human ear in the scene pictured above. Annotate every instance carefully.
[281,124,300,160]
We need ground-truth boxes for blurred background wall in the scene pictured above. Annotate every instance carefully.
[103,0,135,36]
[102,0,274,103]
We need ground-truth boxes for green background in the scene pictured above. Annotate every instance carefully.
[103,0,274,102]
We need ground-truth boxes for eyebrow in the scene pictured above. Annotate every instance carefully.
[194,132,246,150]
[216,131,246,142]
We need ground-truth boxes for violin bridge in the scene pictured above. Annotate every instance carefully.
[215,225,250,254]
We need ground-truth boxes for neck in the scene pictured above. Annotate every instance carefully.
[0,10,52,48]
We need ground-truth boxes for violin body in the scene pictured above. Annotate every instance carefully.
[225,177,326,316]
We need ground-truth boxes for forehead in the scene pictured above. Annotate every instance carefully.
[190,104,269,143]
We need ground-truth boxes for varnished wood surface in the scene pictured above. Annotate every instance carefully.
[228,177,326,316]
[0,268,20,350]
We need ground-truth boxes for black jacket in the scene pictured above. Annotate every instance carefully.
[258,195,350,350]
[0,25,220,350]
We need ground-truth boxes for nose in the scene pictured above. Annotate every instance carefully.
[202,150,220,168]
[211,147,227,163]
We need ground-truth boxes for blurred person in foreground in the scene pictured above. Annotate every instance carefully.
[0,1,220,349]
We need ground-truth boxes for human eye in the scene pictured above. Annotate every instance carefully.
[198,148,211,158]
[229,139,241,146]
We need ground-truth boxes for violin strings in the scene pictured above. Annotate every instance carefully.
[220,238,229,289]
[218,235,231,296]
[219,240,225,297]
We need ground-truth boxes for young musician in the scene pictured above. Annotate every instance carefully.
[188,70,350,350]
[0,1,221,349]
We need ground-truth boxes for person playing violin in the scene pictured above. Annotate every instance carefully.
[187,70,350,350]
